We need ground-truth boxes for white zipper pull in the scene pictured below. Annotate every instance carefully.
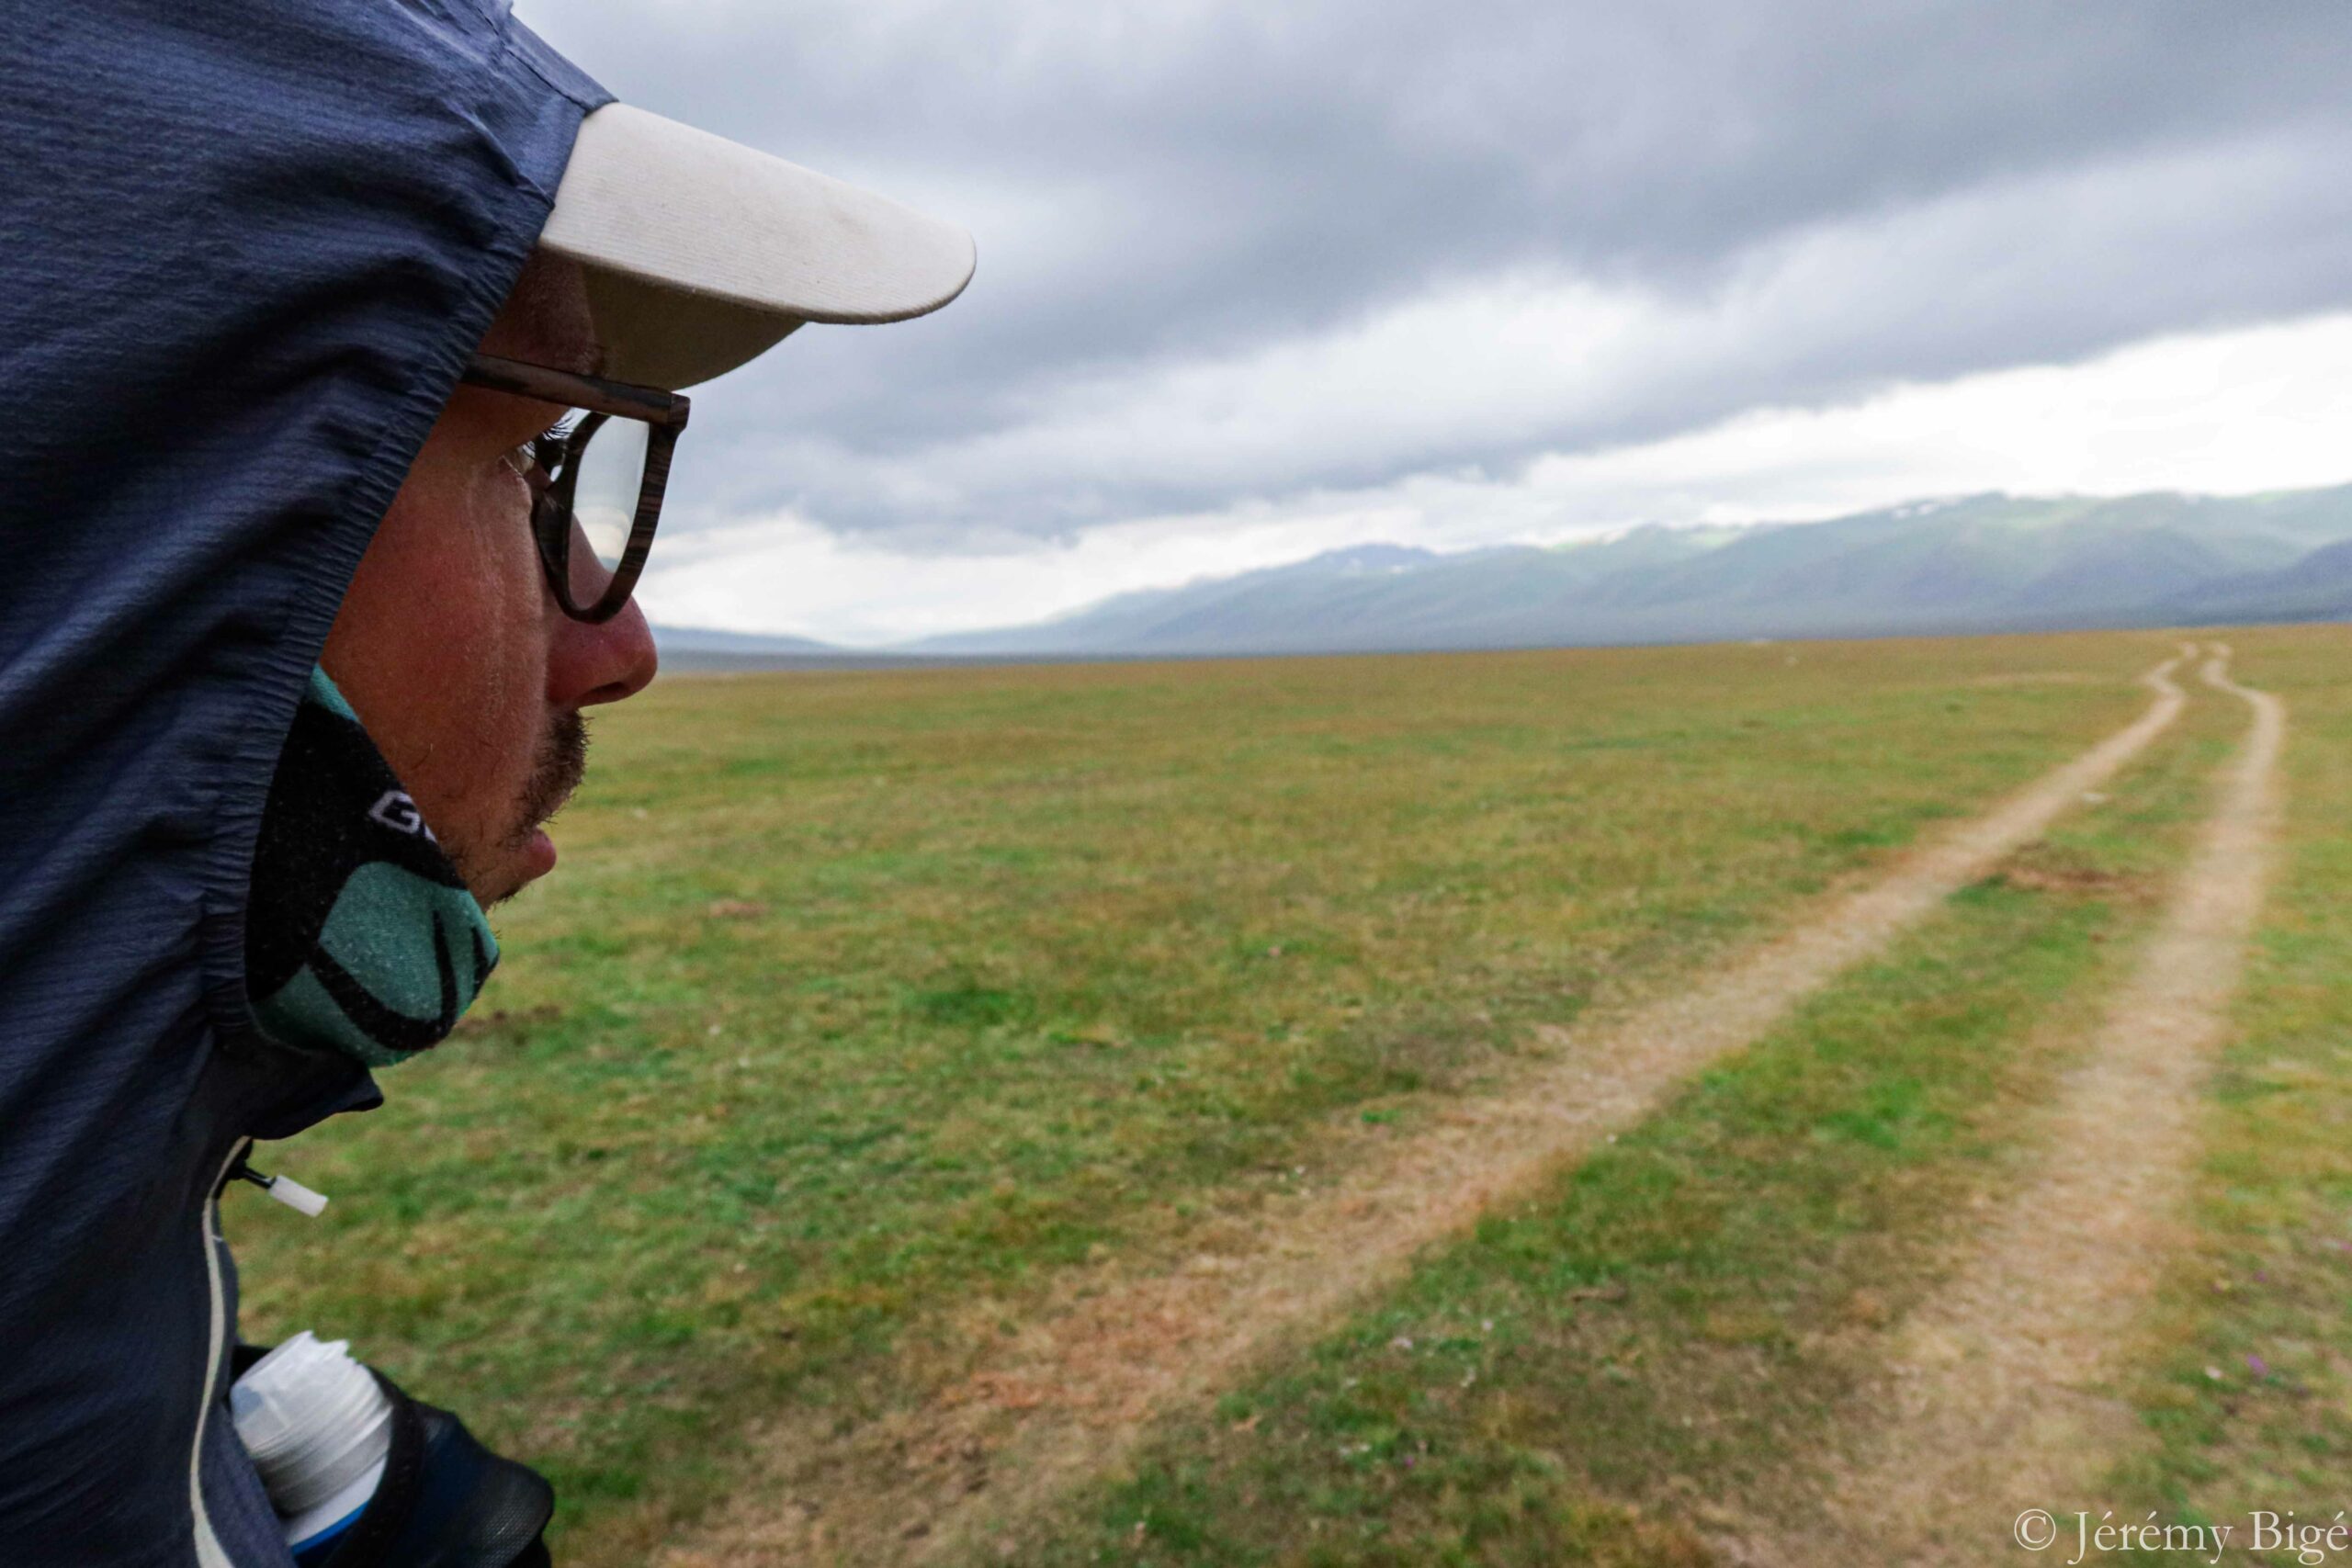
[262,1174,330,1217]
[231,1158,330,1217]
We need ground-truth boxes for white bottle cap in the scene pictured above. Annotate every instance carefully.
[281,1456,389,1551]
[230,1331,394,1528]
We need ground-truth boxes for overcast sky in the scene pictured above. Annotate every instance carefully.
[520,0,2352,646]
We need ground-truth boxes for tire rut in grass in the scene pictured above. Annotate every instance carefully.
[1756,646,2282,1567]
[656,651,2196,1568]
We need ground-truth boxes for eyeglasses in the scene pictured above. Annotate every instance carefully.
[458,353,693,624]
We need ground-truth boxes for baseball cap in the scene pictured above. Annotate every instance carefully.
[535,103,977,389]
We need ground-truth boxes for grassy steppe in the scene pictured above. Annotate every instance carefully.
[975,644,2236,1566]
[230,632,2173,1549]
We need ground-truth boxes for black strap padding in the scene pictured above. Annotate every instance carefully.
[313,1369,554,1568]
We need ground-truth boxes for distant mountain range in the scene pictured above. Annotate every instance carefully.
[650,626,840,656]
[898,486,2352,657]
[652,486,2352,665]
[647,624,872,672]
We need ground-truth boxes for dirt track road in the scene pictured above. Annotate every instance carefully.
[662,650,2201,1568]
[1757,646,2282,1566]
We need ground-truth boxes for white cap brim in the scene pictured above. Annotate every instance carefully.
[537,103,977,389]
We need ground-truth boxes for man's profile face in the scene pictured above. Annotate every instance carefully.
[321,254,660,905]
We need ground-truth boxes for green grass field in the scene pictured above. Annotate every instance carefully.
[227,626,2351,1561]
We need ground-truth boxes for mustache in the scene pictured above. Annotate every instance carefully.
[509,708,589,849]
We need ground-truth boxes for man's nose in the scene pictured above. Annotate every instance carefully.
[548,596,660,708]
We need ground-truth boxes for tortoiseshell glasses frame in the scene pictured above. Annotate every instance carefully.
[458,353,693,624]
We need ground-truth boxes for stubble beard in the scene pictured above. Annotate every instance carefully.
[458,708,590,907]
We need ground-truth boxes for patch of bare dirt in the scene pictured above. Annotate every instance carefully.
[1996,842,2156,904]
[1757,645,2283,1567]
[448,1004,564,1041]
[650,651,2199,1568]
[706,899,774,920]
[1962,671,2104,688]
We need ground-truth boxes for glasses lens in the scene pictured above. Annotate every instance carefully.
[567,414,652,584]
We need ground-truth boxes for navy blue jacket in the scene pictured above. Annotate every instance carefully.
[0,5,605,1561]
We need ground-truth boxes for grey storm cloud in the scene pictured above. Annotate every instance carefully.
[522,0,2352,544]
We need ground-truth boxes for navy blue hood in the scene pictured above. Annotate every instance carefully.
[0,2,606,1560]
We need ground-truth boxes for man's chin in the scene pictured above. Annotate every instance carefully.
[521,826,559,883]
[469,829,559,908]
[488,829,559,907]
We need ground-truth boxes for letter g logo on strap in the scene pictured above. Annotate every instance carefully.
[367,791,437,843]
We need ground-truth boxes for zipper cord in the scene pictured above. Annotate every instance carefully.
[190,1137,252,1568]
